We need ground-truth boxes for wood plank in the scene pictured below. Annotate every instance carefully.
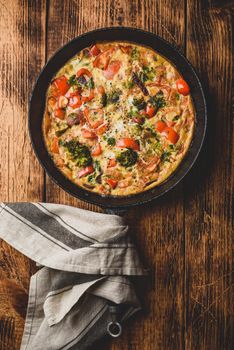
[185,1,233,349]
[46,1,186,349]
[0,1,46,348]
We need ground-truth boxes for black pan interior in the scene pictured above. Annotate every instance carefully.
[29,27,207,209]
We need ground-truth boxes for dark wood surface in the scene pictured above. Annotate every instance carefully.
[0,1,233,349]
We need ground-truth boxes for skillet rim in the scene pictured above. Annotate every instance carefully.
[29,26,207,209]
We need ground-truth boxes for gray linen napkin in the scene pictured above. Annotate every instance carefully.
[0,202,146,350]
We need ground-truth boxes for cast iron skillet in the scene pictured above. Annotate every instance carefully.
[29,27,207,210]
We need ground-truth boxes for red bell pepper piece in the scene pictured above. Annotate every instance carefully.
[146,105,156,118]
[81,129,97,139]
[91,143,102,156]
[52,75,70,97]
[104,61,121,80]
[108,158,117,167]
[51,137,59,153]
[116,138,140,151]
[106,178,118,189]
[155,120,167,132]
[54,108,65,120]
[96,123,108,135]
[77,165,94,178]
[90,45,101,56]
[161,127,179,144]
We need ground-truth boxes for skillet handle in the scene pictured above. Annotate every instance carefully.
[104,208,127,216]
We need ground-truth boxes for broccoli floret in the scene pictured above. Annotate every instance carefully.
[62,140,92,167]
[116,149,138,167]
[107,137,116,146]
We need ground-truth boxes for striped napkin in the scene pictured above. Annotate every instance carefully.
[0,202,146,350]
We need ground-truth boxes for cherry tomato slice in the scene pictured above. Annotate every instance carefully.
[176,78,190,96]
[52,75,70,97]
[116,138,140,151]
[90,45,101,56]
[51,137,59,153]
[106,178,118,189]
[161,127,179,144]
[146,105,156,118]
[104,61,121,80]
[91,143,102,156]
[77,165,94,178]
[155,120,167,132]
[54,108,65,120]
[81,129,97,139]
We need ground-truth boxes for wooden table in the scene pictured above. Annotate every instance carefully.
[0,1,233,349]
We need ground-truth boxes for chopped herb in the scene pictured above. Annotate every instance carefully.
[145,127,157,137]
[148,90,166,111]
[175,93,180,101]
[87,77,94,89]
[116,149,138,167]
[169,144,176,150]
[88,174,94,182]
[68,75,77,86]
[125,80,135,89]
[132,124,143,136]
[93,160,101,172]
[131,47,139,60]
[173,115,180,121]
[139,65,155,82]
[128,108,139,118]
[55,127,69,137]
[132,97,146,110]
[161,151,171,162]
[107,137,116,146]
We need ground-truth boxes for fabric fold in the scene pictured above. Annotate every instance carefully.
[0,202,146,350]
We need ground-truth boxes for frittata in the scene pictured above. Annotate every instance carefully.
[43,42,195,196]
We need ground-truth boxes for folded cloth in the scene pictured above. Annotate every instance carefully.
[0,202,146,350]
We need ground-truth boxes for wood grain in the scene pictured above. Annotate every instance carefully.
[0,0,233,349]
[185,1,234,349]
[0,1,46,349]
